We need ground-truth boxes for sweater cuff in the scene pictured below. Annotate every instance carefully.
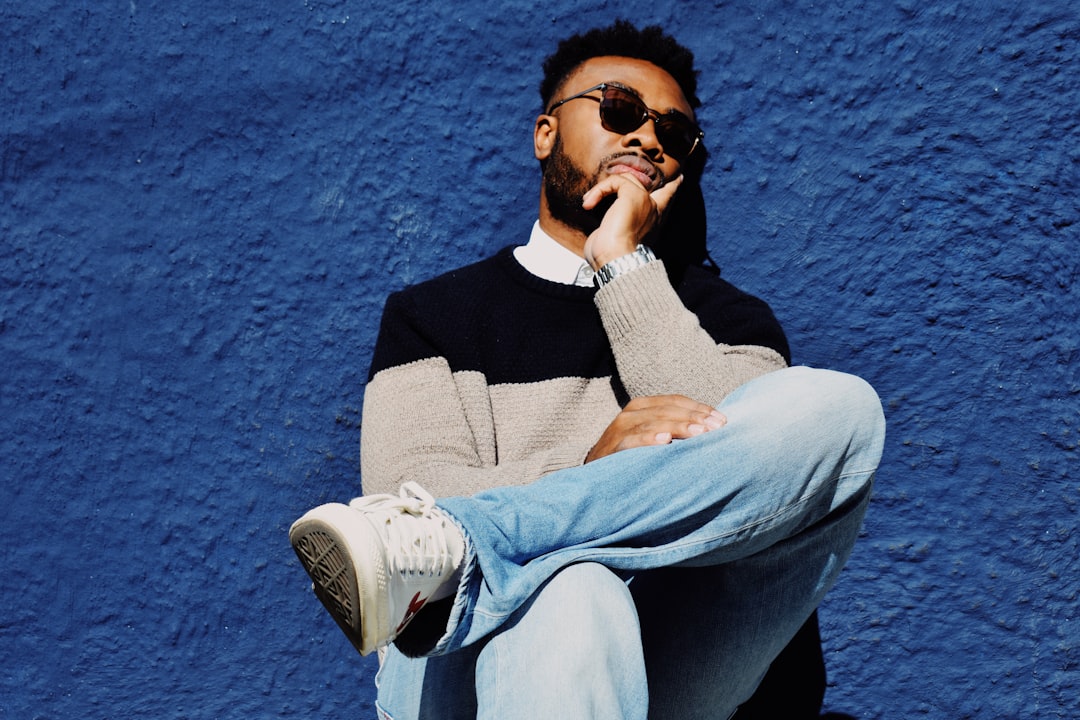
[592,259,685,338]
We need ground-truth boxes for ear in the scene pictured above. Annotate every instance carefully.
[534,114,558,161]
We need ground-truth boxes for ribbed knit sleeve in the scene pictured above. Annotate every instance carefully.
[360,358,611,498]
[593,260,787,408]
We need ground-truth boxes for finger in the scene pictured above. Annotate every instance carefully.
[626,413,724,442]
[699,410,726,430]
[633,407,725,430]
[582,173,649,210]
[650,173,684,215]
[613,429,674,453]
[626,394,724,420]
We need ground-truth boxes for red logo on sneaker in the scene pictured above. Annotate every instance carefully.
[396,592,427,633]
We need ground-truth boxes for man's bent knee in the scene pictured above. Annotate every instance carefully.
[476,563,647,719]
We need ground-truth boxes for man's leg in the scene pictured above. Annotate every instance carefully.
[630,479,872,719]
[375,638,479,720]
[437,367,884,652]
[475,562,647,719]
[376,563,648,720]
[377,488,870,720]
[291,366,884,659]
[734,612,826,719]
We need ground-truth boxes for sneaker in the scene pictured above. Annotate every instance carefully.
[289,481,464,656]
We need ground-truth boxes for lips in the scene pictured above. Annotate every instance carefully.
[605,154,662,191]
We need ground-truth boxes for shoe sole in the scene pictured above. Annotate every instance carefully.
[289,505,385,656]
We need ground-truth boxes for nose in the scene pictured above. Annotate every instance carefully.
[621,116,664,159]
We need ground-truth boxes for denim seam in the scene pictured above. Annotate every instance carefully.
[612,466,877,556]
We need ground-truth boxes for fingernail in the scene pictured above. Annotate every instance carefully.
[704,416,723,430]
[688,423,706,436]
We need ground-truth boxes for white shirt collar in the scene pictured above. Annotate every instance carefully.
[513,221,595,287]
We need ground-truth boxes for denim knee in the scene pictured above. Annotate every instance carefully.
[781,367,885,452]
[511,562,640,652]
[476,562,648,719]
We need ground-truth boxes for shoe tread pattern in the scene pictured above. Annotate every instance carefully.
[292,526,365,651]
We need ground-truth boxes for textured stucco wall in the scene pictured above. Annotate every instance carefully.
[1,1,1076,718]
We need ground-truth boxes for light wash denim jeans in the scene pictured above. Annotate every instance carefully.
[375,366,885,719]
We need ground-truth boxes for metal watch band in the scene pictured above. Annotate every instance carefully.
[593,245,657,287]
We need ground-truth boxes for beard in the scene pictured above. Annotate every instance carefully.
[541,137,617,235]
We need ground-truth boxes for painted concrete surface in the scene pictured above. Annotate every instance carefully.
[2,1,1076,717]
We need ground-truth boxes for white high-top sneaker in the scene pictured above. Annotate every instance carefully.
[289,482,465,656]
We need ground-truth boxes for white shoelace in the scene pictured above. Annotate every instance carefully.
[350,482,453,577]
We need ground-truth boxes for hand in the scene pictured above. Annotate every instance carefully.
[585,394,726,463]
[582,173,683,269]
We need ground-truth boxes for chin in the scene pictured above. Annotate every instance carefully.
[544,187,607,235]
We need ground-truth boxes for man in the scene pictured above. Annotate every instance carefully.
[290,21,885,719]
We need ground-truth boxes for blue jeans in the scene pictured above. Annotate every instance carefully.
[375,366,885,719]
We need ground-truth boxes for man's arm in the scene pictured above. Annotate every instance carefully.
[581,173,788,457]
[361,357,607,498]
[587,173,786,400]
[594,259,787,407]
[362,357,733,494]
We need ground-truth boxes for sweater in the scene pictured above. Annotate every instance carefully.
[360,246,789,498]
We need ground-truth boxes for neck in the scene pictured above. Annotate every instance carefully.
[537,191,588,258]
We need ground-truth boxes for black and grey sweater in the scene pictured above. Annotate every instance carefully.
[360,246,789,498]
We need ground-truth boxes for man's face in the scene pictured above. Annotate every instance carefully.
[539,56,696,234]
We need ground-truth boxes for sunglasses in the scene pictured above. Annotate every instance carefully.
[547,83,704,161]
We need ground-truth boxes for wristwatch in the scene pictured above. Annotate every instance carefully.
[593,245,657,287]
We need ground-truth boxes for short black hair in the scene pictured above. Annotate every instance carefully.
[540,20,701,112]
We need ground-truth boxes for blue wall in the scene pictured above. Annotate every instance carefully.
[2,1,1076,717]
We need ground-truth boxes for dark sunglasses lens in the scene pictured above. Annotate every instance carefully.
[655,117,697,158]
[599,88,648,134]
[600,87,699,159]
